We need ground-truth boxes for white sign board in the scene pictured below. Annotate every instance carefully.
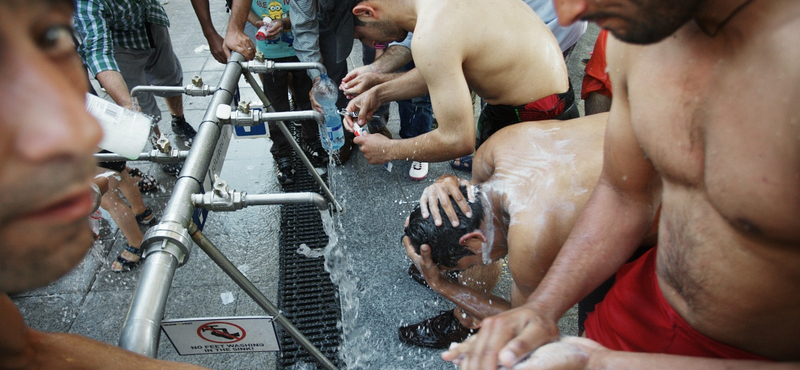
[161,316,280,355]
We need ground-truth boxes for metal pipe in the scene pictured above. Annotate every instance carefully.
[187,223,339,370]
[130,84,218,98]
[240,60,326,75]
[119,54,246,357]
[117,252,178,355]
[191,191,330,212]
[94,149,189,163]
[240,69,344,213]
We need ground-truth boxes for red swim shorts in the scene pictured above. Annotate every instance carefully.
[585,247,770,360]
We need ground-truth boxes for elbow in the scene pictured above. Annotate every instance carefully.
[447,134,475,158]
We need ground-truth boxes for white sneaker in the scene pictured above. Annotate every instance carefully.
[409,161,428,181]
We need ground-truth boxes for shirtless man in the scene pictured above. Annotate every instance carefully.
[443,0,800,368]
[400,114,609,348]
[339,0,575,164]
[0,1,208,368]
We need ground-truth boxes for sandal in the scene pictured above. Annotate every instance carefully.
[135,208,157,226]
[128,167,159,194]
[450,155,473,172]
[111,244,143,272]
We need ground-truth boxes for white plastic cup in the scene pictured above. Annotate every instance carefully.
[85,93,152,160]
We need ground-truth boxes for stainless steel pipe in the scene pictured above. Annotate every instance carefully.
[192,191,330,212]
[94,149,189,163]
[119,54,245,356]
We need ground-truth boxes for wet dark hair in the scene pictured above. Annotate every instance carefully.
[404,185,484,268]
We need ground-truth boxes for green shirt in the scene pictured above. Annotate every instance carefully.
[74,0,170,76]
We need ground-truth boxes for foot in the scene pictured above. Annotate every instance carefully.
[135,208,157,226]
[276,156,296,185]
[409,161,428,181]
[171,115,197,146]
[450,155,473,172]
[303,139,329,168]
[111,244,143,272]
[128,167,158,194]
[398,309,478,349]
[408,264,460,289]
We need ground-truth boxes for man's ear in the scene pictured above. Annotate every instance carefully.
[459,231,487,253]
[353,3,377,19]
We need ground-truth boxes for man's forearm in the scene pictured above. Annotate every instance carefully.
[385,127,473,162]
[370,45,413,73]
[373,69,428,103]
[226,0,249,35]
[27,330,208,369]
[524,178,657,324]
[95,70,132,109]
[433,279,511,320]
[190,0,218,37]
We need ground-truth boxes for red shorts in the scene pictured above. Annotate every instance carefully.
[581,29,612,100]
[585,247,771,360]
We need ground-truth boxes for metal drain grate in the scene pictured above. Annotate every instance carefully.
[277,126,344,369]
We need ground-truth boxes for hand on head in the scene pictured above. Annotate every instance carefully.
[420,175,474,227]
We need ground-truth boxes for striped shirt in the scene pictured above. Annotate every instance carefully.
[74,0,170,76]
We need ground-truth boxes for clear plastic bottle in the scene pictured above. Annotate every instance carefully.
[312,74,344,150]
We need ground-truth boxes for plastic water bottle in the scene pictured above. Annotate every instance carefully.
[312,74,344,150]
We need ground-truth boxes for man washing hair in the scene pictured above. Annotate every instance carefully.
[399,113,616,349]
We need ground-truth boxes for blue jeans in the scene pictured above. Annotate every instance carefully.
[397,61,433,139]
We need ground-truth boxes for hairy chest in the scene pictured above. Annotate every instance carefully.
[626,36,800,241]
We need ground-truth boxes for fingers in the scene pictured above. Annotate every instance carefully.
[403,236,421,263]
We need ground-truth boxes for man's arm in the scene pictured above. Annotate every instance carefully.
[224,0,255,60]
[95,70,133,109]
[443,38,662,370]
[340,44,414,97]
[190,0,227,64]
[290,0,322,81]
[405,240,511,320]
[73,2,133,108]
[0,294,207,370]
[501,337,800,370]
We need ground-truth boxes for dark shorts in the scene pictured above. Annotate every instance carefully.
[585,247,771,360]
[475,83,579,148]
[97,150,126,172]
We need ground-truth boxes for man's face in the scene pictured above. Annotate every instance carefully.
[353,16,407,49]
[0,0,103,293]
[553,0,700,44]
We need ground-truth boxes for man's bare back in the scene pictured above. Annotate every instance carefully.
[609,1,800,360]
[347,0,569,163]
[411,0,568,106]
[474,114,607,305]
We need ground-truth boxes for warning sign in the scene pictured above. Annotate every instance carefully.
[161,316,279,355]
[197,321,246,343]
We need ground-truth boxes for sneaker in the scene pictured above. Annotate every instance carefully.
[276,156,295,185]
[398,309,478,349]
[303,139,329,168]
[171,115,197,146]
[409,161,428,180]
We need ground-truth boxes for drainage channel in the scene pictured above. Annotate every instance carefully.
[277,127,344,369]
